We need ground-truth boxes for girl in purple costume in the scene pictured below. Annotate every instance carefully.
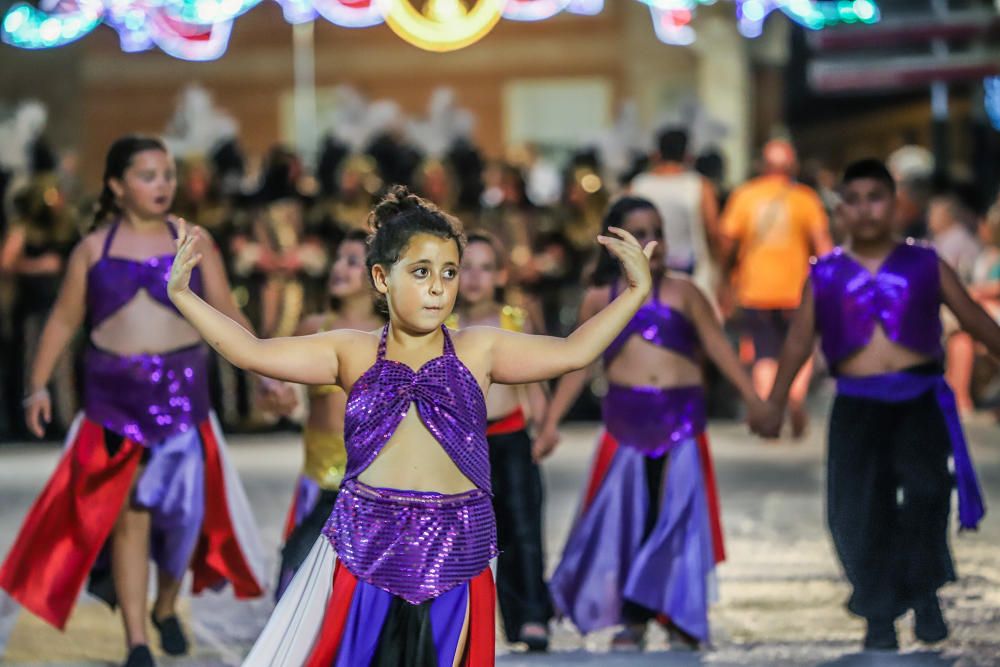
[167,186,657,666]
[537,197,766,650]
[0,136,267,667]
[754,159,1000,650]
[277,230,384,599]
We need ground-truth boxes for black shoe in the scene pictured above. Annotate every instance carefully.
[667,622,700,651]
[914,596,949,643]
[518,622,549,652]
[610,624,646,652]
[151,612,189,656]
[123,645,155,667]
[863,618,898,651]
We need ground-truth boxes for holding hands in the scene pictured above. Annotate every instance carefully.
[749,400,785,439]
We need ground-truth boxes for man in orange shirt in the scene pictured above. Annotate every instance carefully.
[721,140,832,437]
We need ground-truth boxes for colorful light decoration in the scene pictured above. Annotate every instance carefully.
[503,0,571,21]
[640,0,879,44]
[734,0,880,39]
[376,0,505,52]
[2,0,881,59]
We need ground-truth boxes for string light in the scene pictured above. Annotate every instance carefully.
[503,0,571,21]
[2,0,103,49]
[312,0,383,27]
[2,0,882,59]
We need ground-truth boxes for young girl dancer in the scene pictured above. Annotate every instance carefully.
[0,136,266,667]
[166,185,654,666]
[538,197,766,650]
[754,160,998,650]
[451,232,552,651]
[277,230,384,598]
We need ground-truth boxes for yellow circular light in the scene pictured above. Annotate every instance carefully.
[580,173,602,194]
[376,0,505,53]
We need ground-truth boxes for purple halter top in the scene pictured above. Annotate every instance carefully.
[811,242,942,372]
[603,281,700,364]
[83,221,209,444]
[87,221,203,330]
[600,281,706,455]
[326,324,497,603]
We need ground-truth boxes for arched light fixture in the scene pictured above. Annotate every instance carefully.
[376,0,505,52]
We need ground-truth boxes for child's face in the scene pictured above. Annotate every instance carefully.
[460,241,505,306]
[839,178,895,242]
[329,240,368,299]
[927,198,955,236]
[110,149,176,220]
[622,207,665,268]
[375,233,460,330]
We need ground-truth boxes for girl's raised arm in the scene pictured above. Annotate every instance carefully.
[485,227,655,385]
[168,222,342,385]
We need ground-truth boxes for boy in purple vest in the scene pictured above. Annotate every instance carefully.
[753,159,999,650]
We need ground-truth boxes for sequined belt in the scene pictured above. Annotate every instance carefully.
[325,479,498,604]
[602,383,706,457]
[84,343,210,445]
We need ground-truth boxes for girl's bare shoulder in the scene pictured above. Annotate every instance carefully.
[664,273,707,312]
[75,226,113,266]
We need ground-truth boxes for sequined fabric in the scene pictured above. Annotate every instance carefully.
[302,426,347,490]
[603,383,707,457]
[325,479,498,604]
[343,324,490,492]
[812,242,943,371]
[84,344,210,444]
[603,281,700,364]
[87,221,203,329]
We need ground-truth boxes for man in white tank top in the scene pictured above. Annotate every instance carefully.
[628,128,720,295]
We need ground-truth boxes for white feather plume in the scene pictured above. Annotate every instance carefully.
[406,87,475,158]
[321,85,402,153]
[0,100,48,173]
[162,84,239,159]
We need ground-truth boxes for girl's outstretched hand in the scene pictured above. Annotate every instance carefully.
[168,219,203,299]
[597,226,655,296]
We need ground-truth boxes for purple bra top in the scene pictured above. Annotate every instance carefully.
[343,324,491,492]
[603,281,700,364]
[811,242,943,372]
[86,221,203,330]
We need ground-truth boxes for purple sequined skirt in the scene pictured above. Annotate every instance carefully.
[84,343,210,445]
[603,383,707,457]
[325,479,498,605]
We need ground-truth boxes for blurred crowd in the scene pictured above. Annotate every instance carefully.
[2,122,999,442]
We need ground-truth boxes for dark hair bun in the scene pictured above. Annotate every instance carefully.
[368,185,439,232]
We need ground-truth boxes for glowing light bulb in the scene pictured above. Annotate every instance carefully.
[853,0,876,21]
[742,0,765,22]
[39,17,61,43]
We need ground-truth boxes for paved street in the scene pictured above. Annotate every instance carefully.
[2,390,999,666]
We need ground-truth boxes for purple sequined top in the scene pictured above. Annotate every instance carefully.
[812,242,943,372]
[342,324,490,492]
[603,281,700,364]
[87,221,203,330]
[83,220,209,444]
[327,324,497,603]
